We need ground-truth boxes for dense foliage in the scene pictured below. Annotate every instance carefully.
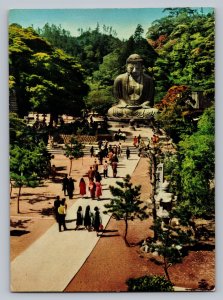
[163,106,215,218]
[147,9,214,103]
[9,24,89,120]
[126,275,174,292]
[10,113,51,213]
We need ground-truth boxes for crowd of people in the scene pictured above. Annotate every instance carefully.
[52,132,156,234]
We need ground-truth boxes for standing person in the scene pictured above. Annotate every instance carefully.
[89,179,96,199]
[90,146,94,157]
[51,165,56,181]
[137,134,141,145]
[87,166,95,181]
[62,174,69,196]
[54,195,61,223]
[108,150,114,165]
[67,177,75,199]
[95,180,102,200]
[112,161,118,178]
[84,205,92,231]
[94,170,102,183]
[75,206,83,230]
[126,146,130,159]
[79,177,86,197]
[58,198,67,232]
[117,143,122,157]
[98,149,104,165]
[93,206,102,236]
[133,136,138,147]
[103,160,108,178]
[93,160,99,172]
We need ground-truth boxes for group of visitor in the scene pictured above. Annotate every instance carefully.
[54,196,103,235]
[75,205,103,235]
[62,174,76,199]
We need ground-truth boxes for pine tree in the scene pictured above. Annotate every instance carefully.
[64,137,85,176]
[104,175,147,246]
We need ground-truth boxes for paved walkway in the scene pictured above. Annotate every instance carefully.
[11,154,141,292]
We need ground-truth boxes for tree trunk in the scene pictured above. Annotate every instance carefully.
[69,159,73,176]
[150,154,158,241]
[124,216,130,246]
[163,255,171,282]
[17,185,22,214]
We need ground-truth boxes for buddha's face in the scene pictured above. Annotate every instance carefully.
[126,62,143,75]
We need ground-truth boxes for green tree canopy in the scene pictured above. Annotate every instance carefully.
[9,24,89,119]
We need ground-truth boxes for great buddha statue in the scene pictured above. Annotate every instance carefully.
[108,54,158,119]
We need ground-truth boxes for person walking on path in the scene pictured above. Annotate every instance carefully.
[117,143,122,157]
[87,166,95,181]
[51,165,57,181]
[108,150,114,165]
[103,160,108,178]
[75,206,83,230]
[94,170,102,183]
[93,160,99,172]
[58,198,67,232]
[67,177,75,199]
[54,195,61,223]
[79,177,86,198]
[98,150,104,165]
[93,206,102,236]
[89,179,96,199]
[62,174,69,196]
[133,136,138,148]
[84,205,92,231]
[111,161,118,178]
[90,146,94,157]
[126,146,130,159]
[137,134,141,145]
[95,181,102,200]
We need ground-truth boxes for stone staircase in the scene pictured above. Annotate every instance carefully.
[47,143,139,157]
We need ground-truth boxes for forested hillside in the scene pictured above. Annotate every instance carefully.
[146,8,214,102]
[9,24,89,120]
[9,8,214,115]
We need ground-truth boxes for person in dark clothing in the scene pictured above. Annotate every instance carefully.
[126,147,130,159]
[84,205,92,231]
[94,170,102,182]
[54,195,61,223]
[75,206,83,230]
[93,206,102,235]
[98,150,104,165]
[62,174,69,196]
[57,198,67,232]
[90,146,94,157]
[67,177,75,199]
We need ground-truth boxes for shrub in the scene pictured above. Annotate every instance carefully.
[126,275,174,292]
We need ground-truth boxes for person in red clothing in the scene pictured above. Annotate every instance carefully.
[95,181,102,200]
[111,161,118,178]
[79,177,86,197]
[89,179,96,199]
[133,136,138,147]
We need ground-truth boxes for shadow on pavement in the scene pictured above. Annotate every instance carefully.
[10,229,30,236]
